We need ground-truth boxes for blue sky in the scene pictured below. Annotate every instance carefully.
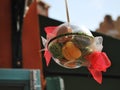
[44,0,120,31]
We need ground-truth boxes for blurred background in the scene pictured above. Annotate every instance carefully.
[35,0,120,39]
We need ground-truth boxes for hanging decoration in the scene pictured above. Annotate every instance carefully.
[41,0,111,84]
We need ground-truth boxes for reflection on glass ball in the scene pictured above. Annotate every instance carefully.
[47,23,94,69]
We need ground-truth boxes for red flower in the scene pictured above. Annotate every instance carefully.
[85,52,111,84]
[44,26,57,66]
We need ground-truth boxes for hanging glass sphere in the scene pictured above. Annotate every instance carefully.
[47,23,94,69]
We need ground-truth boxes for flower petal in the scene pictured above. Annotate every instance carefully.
[44,50,52,66]
[85,51,111,84]
[88,67,102,84]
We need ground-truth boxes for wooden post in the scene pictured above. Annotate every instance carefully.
[0,0,12,68]
[22,0,45,90]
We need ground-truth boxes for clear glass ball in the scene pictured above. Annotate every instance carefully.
[47,23,94,69]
